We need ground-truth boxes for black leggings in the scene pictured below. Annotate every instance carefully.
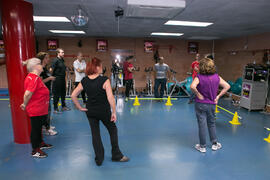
[86,113,123,164]
[125,79,133,97]
[43,100,51,130]
[30,115,47,149]
[52,77,66,110]
[75,82,86,103]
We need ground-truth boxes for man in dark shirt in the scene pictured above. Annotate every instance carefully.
[51,48,70,113]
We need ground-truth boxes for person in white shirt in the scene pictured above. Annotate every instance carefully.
[153,57,170,98]
[73,52,87,103]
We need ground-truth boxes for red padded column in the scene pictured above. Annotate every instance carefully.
[1,0,35,143]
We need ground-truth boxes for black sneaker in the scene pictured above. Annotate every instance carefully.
[32,148,48,158]
[112,156,130,162]
[40,142,53,150]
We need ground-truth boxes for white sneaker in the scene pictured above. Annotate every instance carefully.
[195,144,206,153]
[45,129,58,136]
[212,142,222,151]
[50,126,55,130]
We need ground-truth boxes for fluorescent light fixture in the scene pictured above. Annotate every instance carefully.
[151,32,183,36]
[165,20,213,27]
[49,30,85,34]
[33,16,70,22]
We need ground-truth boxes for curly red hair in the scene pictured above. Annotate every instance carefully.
[85,57,102,75]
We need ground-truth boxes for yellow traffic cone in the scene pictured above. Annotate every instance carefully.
[215,105,220,113]
[264,133,270,143]
[229,112,241,125]
[165,96,173,106]
[133,96,140,106]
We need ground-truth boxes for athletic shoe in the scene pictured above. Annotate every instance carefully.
[45,129,58,136]
[32,148,47,158]
[112,156,130,162]
[50,125,55,130]
[212,142,222,151]
[125,97,128,102]
[53,110,62,114]
[195,144,206,153]
[40,142,53,150]
[62,106,71,111]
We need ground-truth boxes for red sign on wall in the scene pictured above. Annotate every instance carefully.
[47,39,59,51]
[144,41,154,53]
[0,40,4,51]
[96,39,108,52]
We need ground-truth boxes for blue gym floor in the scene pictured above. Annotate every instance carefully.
[0,97,270,180]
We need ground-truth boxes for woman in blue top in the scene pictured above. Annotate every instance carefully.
[190,58,230,153]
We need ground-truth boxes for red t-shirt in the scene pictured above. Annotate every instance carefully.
[191,61,199,79]
[24,73,50,117]
[123,61,133,80]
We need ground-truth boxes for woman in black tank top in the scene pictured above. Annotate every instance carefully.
[71,58,129,166]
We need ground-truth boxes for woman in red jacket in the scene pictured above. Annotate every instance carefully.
[21,58,53,158]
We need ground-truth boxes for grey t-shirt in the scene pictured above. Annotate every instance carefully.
[154,63,169,79]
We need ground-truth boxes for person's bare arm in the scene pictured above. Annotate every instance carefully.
[215,76,230,104]
[103,79,117,122]
[71,83,87,111]
[153,66,156,79]
[167,66,171,80]
[74,61,85,73]
[20,90,33,110]
[75,68,84,73]
[127,66,134,72]
[190,77,204,100]
[48,67,53,74]
[42,76,56,83]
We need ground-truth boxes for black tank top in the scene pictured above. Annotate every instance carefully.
[81,75,110,116]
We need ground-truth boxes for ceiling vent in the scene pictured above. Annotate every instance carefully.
[126,0,186,19]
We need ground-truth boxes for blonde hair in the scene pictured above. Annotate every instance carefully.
[22,58,41,72]
[36,52,49,62]
[199,58,216,75]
